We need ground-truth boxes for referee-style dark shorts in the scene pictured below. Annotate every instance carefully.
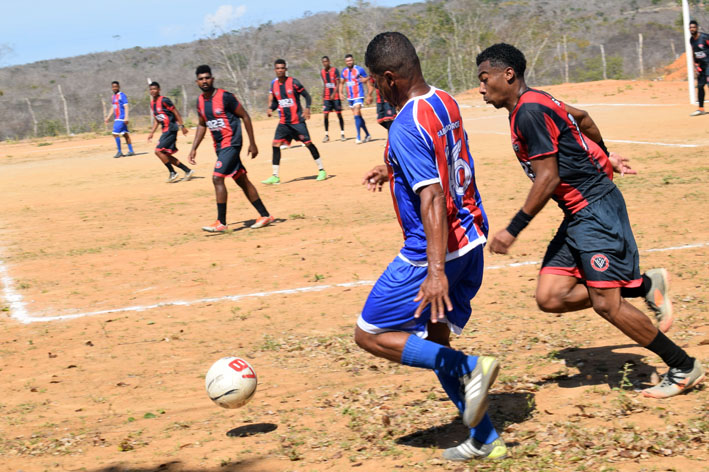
[213,145,246,179]
[272,123,312,147]
[323,99,342,114]
[540,187,641,289]
[377,101,397,123]
[155,130,178,155]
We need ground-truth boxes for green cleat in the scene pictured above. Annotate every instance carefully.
[316,170,327,181]
[443,437,507,461]
[261,175,280,185]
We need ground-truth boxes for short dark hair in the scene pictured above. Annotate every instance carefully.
[149,81,160,88]
[344,54,353,59]
[690,20,698,26]
[274,58,286,66]
[111,81,120,86]
[365,32,420,77]
[476,43,527,78]
[195,65,212,76]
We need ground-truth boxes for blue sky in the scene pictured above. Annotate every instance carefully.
[1,0,410,66]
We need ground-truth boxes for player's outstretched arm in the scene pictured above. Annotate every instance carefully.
[236,105,258,159]
[564,104,601,142]
[414,183,452,322]
[362,165,388,192]
[489,155,560,255]
[188,115,207,165]
[608,152,636,176]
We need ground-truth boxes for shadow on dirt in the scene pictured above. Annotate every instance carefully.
[87,458,265,472]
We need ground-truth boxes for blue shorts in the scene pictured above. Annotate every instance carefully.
[541,187,641,288]
[357,245,484,338]
[348,98,365,108]
[112,120,128,135]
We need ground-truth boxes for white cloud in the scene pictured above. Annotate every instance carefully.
[203,5,247,32]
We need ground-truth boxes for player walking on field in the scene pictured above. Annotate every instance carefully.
[188,65,274,232]
[262,59,327,185]
[147,82,194,183]
[104,81,135,158]
[340,54,373,144]
[689,20,709,116]
[476,43,704,399]
[369,77,397,130]
[320,56,345,142]
[356,32,506,462]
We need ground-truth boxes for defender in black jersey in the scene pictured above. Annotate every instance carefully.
[476,43,703,399]
[187,65,274,232]
[147,82,193,182]
[690,20,709,116]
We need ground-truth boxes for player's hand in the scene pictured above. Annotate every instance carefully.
[266,109,272,118]
[488,228,516,255]
[104,118,109,124]
[413,269,452,322]
[188,151,197,166]
[248,143,258,159]
[147,133,153,142]
[362,165,388,192]
[608,152,637,177]
[181,127,189,136]
[304,108,311,121]
[365,95,373,105]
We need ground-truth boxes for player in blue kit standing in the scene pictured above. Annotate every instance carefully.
[476,43,704,399]
[104,81,135,158]
[356,32,506,462]
[340,54,373,144]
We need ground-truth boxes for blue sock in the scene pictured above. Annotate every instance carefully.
[127,142,134,153]
[354,115,362,140]
[401,335,477,378]
[360,117,370,137]
[114,137,122,153]
[435,371,499,443]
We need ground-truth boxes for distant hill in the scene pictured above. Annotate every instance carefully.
[0,0,706,140]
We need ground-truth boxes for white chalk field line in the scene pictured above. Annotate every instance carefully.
[2,241,707,324]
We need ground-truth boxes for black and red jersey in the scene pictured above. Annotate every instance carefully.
[509,89,615,215]
[690,32,709,68]
[269,77,312,125]
[196,89,243,151]
[370,77,386,104]
[321,67,340,100]
[151,96,178,133]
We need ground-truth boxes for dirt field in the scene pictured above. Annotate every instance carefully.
[0,80,707,472]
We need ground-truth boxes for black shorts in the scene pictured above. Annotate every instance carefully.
[156,130,177,154]
[214,146,246,179]
[323,99,342,113]
[541,187,641,289]
[273,123,312,146]
[377,101,397,123]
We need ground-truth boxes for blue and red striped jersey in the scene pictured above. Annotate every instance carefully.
[321,67,340,100]
[341,65,367,100]
[509,89,614,215]
[196,89,243,151]
[385,87,488,264]
[112,92,128,120]
[270,77,310,125]
[151,96,178,133]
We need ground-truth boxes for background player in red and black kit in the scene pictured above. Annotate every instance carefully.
[147,82,193,183]
[689,20,709,116]
[321,56,345,142]
[262,59,327,185]
[188,65,274,232]
[368,76,397,130]
[476,43,704,399]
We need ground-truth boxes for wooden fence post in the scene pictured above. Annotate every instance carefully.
[57,84,71,135]
[25,98,38,137]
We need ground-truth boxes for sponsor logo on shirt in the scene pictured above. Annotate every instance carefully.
[437,120,460,137]
[278,98,294,108]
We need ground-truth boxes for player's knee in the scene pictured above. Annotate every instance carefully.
[212,175,225,185]
[354,327,375,353]
[535,288,561,313]
[590,295,618,320]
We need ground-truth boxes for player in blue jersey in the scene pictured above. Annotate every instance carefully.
[476,43,704,399]
[339,54,373,144]
[104,81,135,158]
[356,32,506,462]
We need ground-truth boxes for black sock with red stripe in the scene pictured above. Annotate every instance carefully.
[645,331,694,370]
[620,274,651,298]
[217,203,227,225]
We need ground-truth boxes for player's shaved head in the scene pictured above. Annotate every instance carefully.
[195,65,212,77]
[149,81,160,88]
[365,32,420,77]
[476,43,527,78]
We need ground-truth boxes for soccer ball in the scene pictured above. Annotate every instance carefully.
[205,357,258,409]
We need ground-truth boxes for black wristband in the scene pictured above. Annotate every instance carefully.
[506,210,533,237]
[597,139,609,157]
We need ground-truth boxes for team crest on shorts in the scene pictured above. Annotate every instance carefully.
[215,161,223,169]
[590,254,609,272]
